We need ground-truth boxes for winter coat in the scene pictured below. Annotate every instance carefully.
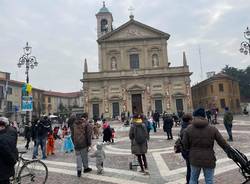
[129,121,149,155]
[223,111,233,125]
[24,125,31,139]
[34,119,51,139]
[0,127,18,181]
[103,125,112,142]
[180,121,190,139]
[180,120,190,159]
[182,117,230,168]
[163,117,173,131]
[153,112,160,122]
[71,118,92,150]
[91,144,105,164]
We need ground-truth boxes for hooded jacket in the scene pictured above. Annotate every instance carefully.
[182,117,230,168]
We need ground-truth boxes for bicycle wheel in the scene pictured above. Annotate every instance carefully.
[17,160,48,184]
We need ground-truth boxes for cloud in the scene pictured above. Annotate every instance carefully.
[0,0,250,92]
[194,2,233,31]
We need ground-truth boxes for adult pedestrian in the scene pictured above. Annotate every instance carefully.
[153,111,160,128]
[206,110,212,123]
[172,113,179,126]
[24,122,32,150]
[32,116,51,159]
[163,115,173,140]
[182,108,230,184]
[223,107,234,141]
[180,114,193,184]
[129,114,149,174]
[71,113,92,177]
[0,117,18,184]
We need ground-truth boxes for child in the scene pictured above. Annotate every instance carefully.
[111,128,115,143]
[91,143,105,174]
[47,131,55,156]
[61,130,74,153]
[102,119,112,143]
[93,120,101,139]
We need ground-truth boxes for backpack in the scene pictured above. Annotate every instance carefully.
[134,125,147,144]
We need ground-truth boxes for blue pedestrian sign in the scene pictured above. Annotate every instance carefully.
[22,96,33,111]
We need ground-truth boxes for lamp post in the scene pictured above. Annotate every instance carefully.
[239,27,250,55]
[17,42,38,125]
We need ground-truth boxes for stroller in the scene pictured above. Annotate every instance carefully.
[227,146,250,184]
[129,155,140,171]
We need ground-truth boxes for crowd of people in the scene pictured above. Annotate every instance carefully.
[0,106,236,183]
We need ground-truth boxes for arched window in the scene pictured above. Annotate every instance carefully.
[111,57,117,70]
[152,54,159,67]
[101,19,108,32]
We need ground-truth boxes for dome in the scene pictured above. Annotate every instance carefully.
[98,2,110,14]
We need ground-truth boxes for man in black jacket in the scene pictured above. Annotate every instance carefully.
[0,117,18,184]
[32,116,51,159]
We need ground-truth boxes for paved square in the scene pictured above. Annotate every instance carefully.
[17,115,250,184]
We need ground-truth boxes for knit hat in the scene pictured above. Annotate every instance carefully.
[193,108,206,118]
[0,117,9,126]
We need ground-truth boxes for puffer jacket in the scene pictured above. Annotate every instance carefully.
[71,118,92,150]
[129,120,149,155]
[0,127,18,181]
[182,117,230,168]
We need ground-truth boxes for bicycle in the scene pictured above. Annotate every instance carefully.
[10,151,48,184]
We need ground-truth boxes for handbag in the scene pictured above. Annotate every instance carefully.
[174,137,183,153]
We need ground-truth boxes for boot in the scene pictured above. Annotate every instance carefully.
[77,170,81,177]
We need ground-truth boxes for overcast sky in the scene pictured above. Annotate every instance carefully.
[0,0,249,92]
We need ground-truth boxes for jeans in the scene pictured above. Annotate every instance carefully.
[190,165,214,184]
[153,122,157,132]
[75,147,89,171]
[33,138,47,159]
[224,123,233,140]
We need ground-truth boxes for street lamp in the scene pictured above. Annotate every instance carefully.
[239,27,250,55]
[18,42,38,83]
[17,42,38,125]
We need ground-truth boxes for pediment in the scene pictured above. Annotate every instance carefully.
[172,92,186,97]
[128,84,145,91]
[109,95,122,100]
[98,19,170,43]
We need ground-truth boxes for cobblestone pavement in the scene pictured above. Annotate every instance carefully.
[17,115,250,184]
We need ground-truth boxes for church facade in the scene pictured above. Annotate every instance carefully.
[81,4,193,118]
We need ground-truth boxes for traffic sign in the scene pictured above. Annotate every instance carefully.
[21,96,33,111]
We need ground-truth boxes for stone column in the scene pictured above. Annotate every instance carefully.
[164,77,171,113]
[185,77,192,113]
[103,81,109,118]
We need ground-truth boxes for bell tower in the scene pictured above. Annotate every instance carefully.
[96,2,113,38]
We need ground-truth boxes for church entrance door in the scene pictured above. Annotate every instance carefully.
[112,102,120,118]
[155,99,163,114]
[92,104,100,119]
[176,99,183,113]
[131,94,142,114]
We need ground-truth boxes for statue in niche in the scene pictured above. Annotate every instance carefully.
[152,54,159,67]
[111,57,117,70]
